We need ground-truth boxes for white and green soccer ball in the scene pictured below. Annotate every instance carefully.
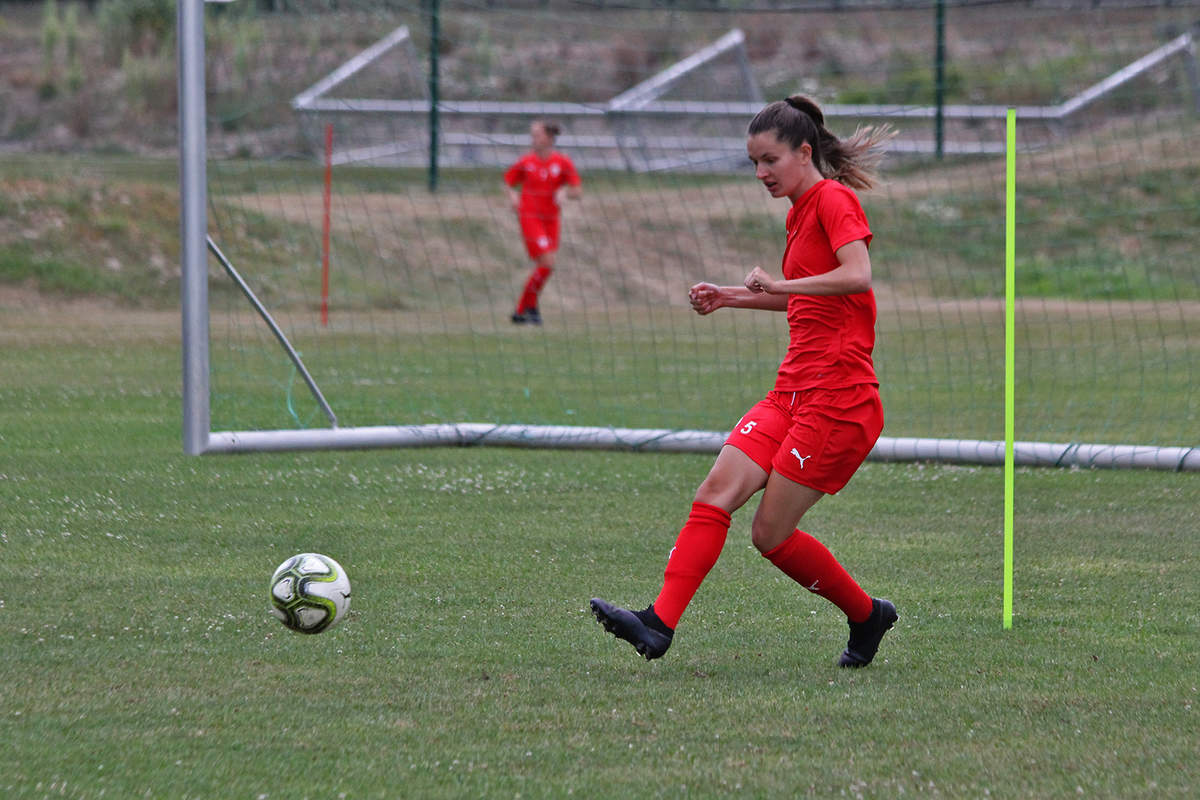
[269,553,351,634]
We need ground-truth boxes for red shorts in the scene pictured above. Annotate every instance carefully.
[519,212,560,259]
[723,384,883,495]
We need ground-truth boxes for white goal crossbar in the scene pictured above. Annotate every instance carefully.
[203,424,1200,472]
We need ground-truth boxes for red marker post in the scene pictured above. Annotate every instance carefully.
[321,123,333,327]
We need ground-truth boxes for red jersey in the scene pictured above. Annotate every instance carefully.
[504,151,581,217]
[774,179,877,391]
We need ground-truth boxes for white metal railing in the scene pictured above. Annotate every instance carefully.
[291,25,1199,169]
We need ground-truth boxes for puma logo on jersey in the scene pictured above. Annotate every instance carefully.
[790,448,812,468]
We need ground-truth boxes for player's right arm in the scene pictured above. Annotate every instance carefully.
[689,281,789,315]
[503,161,524,213]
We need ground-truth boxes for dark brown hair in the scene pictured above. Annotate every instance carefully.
[748,95,893,190]
[536,120,562,138]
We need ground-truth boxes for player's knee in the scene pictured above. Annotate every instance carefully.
[693,472,732,508]
[749,511,792,554]
[694,477,754,514]
[749,518,772,553]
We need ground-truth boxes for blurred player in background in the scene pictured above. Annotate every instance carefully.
[591,96,898,668]
[504,120,582,325]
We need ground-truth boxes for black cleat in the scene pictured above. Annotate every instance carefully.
[837,598,898,668]
[511,308,542,325]
[590,598,673,660]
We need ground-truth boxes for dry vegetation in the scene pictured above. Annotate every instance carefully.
[3,2,1194,154]
[229,177,781,311]
[2,2,1198,314]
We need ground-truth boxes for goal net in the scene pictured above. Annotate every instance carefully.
[183,0,1200,470]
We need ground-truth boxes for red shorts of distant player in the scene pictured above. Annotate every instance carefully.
[519,213,560,259]
[723,384,883,495]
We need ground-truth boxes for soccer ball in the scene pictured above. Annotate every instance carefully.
[269,553,351,634]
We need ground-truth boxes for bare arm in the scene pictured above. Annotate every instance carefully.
[689,281,789,315]
[555,184,583,205]
[744,239,872,297]
[505,184,521,213]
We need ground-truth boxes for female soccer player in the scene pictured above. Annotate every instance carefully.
[503,120,582,325]
[591,96,897,668]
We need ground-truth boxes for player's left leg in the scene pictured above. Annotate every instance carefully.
[754,385,896,667]
[513,215,557,323]
[752,473,873,623]
[753,474,896,667]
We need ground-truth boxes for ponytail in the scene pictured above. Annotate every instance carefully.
[749,95,894,190]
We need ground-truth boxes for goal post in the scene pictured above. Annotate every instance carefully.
[181,0,1200,471]
[179,0,208,457]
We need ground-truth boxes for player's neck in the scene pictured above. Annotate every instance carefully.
[789,168,826,203]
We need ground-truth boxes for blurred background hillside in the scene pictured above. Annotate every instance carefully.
[3,0,1198,157]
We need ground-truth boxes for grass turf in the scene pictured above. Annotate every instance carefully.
[1,311,1196,799]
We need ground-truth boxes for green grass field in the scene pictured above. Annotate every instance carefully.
[1,307,1196,799]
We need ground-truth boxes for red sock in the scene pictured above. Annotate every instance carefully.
[763,530,873,622]
[652,502,731,629]
[517,265,553,313]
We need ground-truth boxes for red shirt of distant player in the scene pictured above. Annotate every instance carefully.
[775,178,877,391]
[504,152,581,258]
